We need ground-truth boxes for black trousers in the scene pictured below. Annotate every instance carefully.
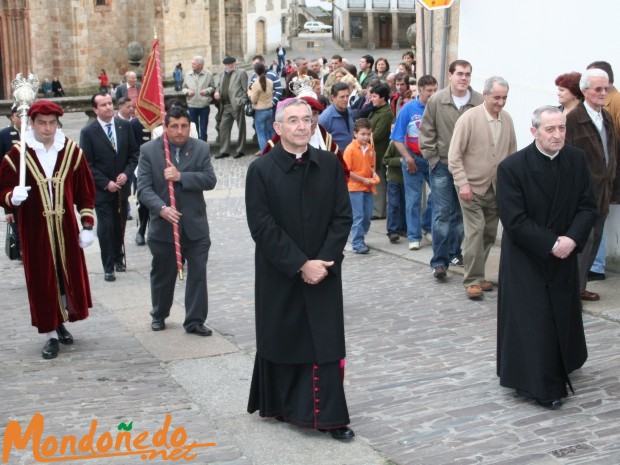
[147,236,210,331]
[95,199,126,273]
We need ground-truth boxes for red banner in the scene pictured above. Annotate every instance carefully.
[135,39,162,131]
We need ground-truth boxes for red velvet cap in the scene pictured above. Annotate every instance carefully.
[27,100,64,118]
[299,96,324,114]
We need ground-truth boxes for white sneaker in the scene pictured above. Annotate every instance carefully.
[409,241,421,250]
[423,231,432,243]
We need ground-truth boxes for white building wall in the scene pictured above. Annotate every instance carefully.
[246,1,287,58]
[458,0,620,267]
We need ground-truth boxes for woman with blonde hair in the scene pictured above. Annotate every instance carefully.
[333,67,361,106]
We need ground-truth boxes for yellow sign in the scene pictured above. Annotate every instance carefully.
[416,0,455,10]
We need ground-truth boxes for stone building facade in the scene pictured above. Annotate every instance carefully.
[331,0,416,50]
[0,0,288,99]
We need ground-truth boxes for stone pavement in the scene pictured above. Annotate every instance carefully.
[4,49,620,465]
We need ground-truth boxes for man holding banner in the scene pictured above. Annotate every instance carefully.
[137,105,217,335]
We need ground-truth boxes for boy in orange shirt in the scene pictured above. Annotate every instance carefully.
[343,118,378,254]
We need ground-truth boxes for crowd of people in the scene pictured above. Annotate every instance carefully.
[1,49,619,441]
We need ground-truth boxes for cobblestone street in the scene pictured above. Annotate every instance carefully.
[3,50,620,463]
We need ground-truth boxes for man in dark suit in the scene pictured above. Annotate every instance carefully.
[566,68,620,301]
[1,104,22,259]
[80,92,139,281]
[496,105,597,410]
[137,106,217,336]
[213,56,248,159]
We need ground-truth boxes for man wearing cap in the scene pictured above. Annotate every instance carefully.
[1,105,22,258]
[0,100,96,359]
[80,92,139,282]
[214,56,248,159]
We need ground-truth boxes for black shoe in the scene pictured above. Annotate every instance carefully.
[319,427,355,440]
[433,265,447,279]
[517,389,562,410]
[233,151,245,159]
[42,339,59,359]
[151,319,166,331]
[135,232,146,246]
[104,272,116,282]
[537,399,563,410]
[115,262,126,272]
[56,323,73,345]
[214,152,230,159]
[127,214,133,220]
[388,233,400,243]
[588,271,606,281]
[187,325,213,336]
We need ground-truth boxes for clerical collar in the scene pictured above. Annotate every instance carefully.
[285,148,308,163]
[535,144,559,160]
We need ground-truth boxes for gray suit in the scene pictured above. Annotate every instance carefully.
[216,68,248,154]
[137,137,217,330]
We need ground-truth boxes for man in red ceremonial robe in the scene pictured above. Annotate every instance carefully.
[0,100,96,360]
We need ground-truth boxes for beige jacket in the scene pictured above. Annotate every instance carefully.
[419,86,484,166]
[250,78,274,111]
[448,103,517,195]
[182,69,216,108]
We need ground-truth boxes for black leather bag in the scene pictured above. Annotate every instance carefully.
[5,223,19,260]
[244,99,255,117]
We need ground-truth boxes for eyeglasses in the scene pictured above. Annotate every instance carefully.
[454,72,472,78]
[589,86,612,94]
[279,117,313,126]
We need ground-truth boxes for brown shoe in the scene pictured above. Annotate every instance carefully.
[580,290,600,301]
[481,280,494,292]
[466,285,483,299]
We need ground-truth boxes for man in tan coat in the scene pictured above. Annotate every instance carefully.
[448,76,517,299]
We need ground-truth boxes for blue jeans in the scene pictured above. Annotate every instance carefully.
[422,193,433,233]
[349,191,373,249]
[591,229,606,273]
[386,181,406,234]
[174,80,183,92]
[429,161,463,268]
[402,156,433,242]
[253,109,274,152]
[189,106,210,141]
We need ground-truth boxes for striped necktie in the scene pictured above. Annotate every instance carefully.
[106,123,116,150]
[175,147,180,165]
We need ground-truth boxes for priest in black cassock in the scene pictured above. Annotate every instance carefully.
[496,105,597,409]
[245,98,354,440]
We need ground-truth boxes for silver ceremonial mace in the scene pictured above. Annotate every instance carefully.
[12,73,39,188]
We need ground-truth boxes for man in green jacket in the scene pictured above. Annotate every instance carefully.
[369,83,394,219]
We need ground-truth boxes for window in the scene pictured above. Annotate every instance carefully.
[350,16,363,39]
